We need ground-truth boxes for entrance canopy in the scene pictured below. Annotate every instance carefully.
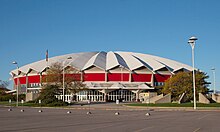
[84,82,154,90]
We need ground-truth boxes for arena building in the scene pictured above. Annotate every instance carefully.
[10,51,193,102]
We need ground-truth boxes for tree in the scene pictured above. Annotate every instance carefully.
[0,80,9,95]
[36,84,67,106]
[0,80,17,101]
[43,62,86,96]
[162,71,210,102]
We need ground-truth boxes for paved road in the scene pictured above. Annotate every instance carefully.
[1,106,220,132]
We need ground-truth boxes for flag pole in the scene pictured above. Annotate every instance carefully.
[46,50,49,83]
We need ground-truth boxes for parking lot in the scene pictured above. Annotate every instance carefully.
[1,106,220,132]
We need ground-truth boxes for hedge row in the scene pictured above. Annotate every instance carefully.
[0,94,25,101]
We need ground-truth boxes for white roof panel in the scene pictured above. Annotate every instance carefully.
[106,51,120,70]
[10,51,193,75]
[115,52,144,70]
[132,53,166,71]
[82,51,106,70]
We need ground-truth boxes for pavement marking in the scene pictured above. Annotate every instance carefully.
[198,114,210,120]
[193,127,200,132]
[134,126,154,132]
[80,122,127,132]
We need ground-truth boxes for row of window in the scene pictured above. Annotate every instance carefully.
[17,83,41,88]
[154,82,165,86]
[18,82,165,87]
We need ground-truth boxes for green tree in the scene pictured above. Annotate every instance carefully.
[0,80,19,101]
[36,84,67,106]
[43,62,86,98]
[162,71,210,101]
[0,80,9,95]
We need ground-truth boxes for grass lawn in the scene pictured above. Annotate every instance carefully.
[126,103,220,107]
[0,101,39,107]
[0,101,11,105]
[0,101,70,107]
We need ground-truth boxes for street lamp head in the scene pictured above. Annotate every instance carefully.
[12,61,17,65]
[12,61,19,69]
[188,40,194,44]
[211,68,215,71]
[67,57,72,60]
[188,36,197,48]
[189,36,198,41]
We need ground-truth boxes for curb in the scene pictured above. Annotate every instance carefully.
[2,104,220,112]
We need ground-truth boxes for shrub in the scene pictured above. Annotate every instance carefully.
[35,85,67,106]
[0,94,15,101]
[0,94,26,102]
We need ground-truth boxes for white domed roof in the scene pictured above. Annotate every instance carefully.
[11,51,193,75]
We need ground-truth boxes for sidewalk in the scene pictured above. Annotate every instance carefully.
[2,102,220,112]
[67,102,220,112]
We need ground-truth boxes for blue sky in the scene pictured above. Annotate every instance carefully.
[0,0,219,90]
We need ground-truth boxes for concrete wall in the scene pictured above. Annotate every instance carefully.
[140,92,157,103]
[149,94,164,103]
[212,93,220,103]
[198,93,210,104]
[143,94,171,104]
[26,93,39,102]
[154,94,171,104]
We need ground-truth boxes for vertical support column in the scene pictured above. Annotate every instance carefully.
[86,90,88,101]
[13,76,16,91]
[151,73,154,87]
[103,89,107,102]
[136,91,138,101]
[39,73,42,87]
[81,71,84,82]
[135,90,141,102]
[125,90,127,101]
[105,70,108,82]
[25,74,28,101]
[17,76,20,94]
[129,71,132,82]
[26,74,28,90]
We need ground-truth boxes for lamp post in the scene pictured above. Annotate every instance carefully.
[12,61,19,107]
[211,68,216,94]
[188,36,198,110]
[115,65,124,116]
[120,66,124,99]
[63,57,72,102]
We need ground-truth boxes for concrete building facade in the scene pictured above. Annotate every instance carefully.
[10,51,193,102]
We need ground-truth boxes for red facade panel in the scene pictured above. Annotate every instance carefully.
[13,73,171,84]
[19,77,26,84]
[132,74,152,82]
[14,78,18,85]
[28,75,40,83]
[154,74,171,82]
[14,77,26,85]
[107,73,129,81]
[83,73,105,81]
